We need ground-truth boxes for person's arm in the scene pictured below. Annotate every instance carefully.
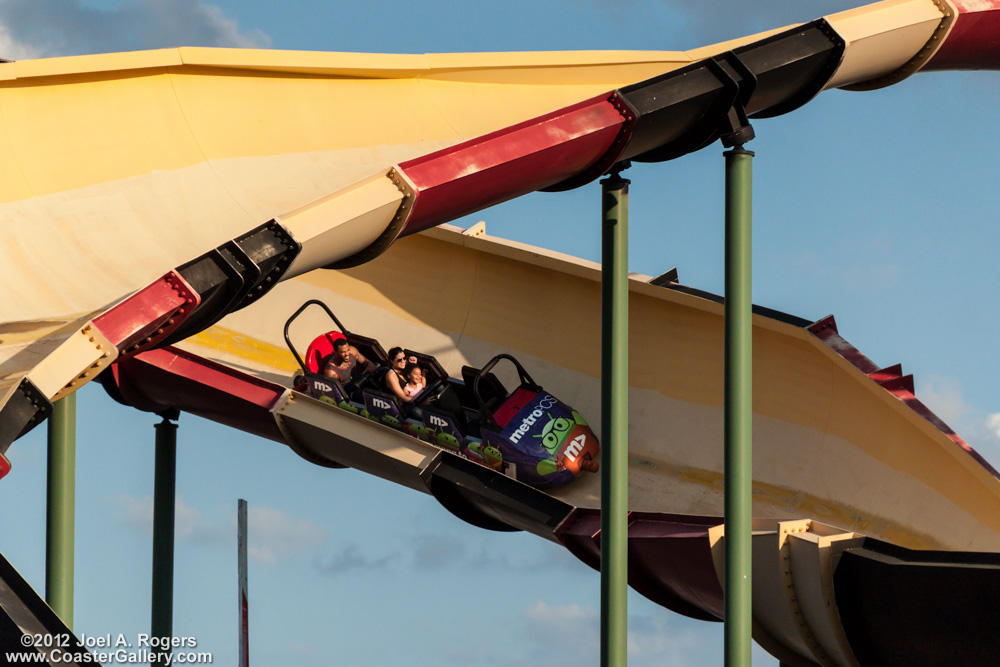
[385,370,412,403]
[350,346,377,374]
[349,345,367,365]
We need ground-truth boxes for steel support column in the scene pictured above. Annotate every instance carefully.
[724,147,754,667]
[46,393,76,628]
[151,413,178,666]
[600,167,629,667]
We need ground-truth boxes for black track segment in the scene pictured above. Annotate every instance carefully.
[162,220,302,346]
[618,56,741,163]
[737,19,845,118]
[425,452,575,538]
[833,538,1000,666]
[232,220,301,311]
[159,247,246,346]
[0,378,52,453]
[0,550,92,658]
[617,19,844,163]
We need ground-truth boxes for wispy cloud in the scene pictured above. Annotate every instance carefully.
[472,540,583,573]
[0,21,40,60]
[113,494,222,543]
[405,531,585,573]
[512,600,734,666]
[986,413,1000,440]
[916,374,1000,467]
[524,599,598,628]
[412,533,466,570]
[314,542,396,575]
[786,249,902,294]
[247,505,329,564]
[917,375,972,427]
[111,495,328,563]
[0,0,270,59]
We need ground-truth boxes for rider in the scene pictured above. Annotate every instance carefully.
[385,346,469,432]
[384,347,413,402]
[404,364,426,398]
[323,338,374,385]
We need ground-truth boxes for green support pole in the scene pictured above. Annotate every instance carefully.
[151,414,178,666]
[600,168,629,667]
[46,392,76,629]
[724,147,754,667]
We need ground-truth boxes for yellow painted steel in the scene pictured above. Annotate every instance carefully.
[0,47,702,391]
[0,0,954,397]
[179,225,1000,555]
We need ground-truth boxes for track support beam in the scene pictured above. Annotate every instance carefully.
[724,145,754,667]
[46,393,76,628]
[151,411,178,665]
[600,164,630,667]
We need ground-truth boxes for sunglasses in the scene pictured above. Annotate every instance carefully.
[393,356,405,362]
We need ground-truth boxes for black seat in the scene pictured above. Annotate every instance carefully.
[462,365,507,407]
[406,350,448,383]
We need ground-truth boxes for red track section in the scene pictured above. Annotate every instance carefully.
[925,0,1000,70]
[398,95,630,237]
[92,272,198,355]
[110,347,286,442]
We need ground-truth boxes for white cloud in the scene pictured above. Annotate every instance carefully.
[916,374,1000,468]
[524,599,596,626]
[246,505,328,565]
[516,600,747,666]
[0,22,40,60]
[111,495,328,563]
[986,413,1000,440]
[113,493,208,540]
[0,0,270,59]
[917,374,972,427]
[513,600,600,665]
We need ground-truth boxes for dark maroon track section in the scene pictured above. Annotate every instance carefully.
[559,509,724,622]
[925,1,1000,71]
[107,346,286,442]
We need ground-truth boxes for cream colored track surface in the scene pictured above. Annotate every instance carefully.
[178,224,1000,554]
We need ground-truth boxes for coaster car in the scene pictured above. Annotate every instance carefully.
[284,300,599,490]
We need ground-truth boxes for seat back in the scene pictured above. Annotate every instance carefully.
[304,331,346,374]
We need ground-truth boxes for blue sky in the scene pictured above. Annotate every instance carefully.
[1,1,999,665]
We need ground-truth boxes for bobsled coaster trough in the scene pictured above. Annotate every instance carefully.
[284,300,600,490]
